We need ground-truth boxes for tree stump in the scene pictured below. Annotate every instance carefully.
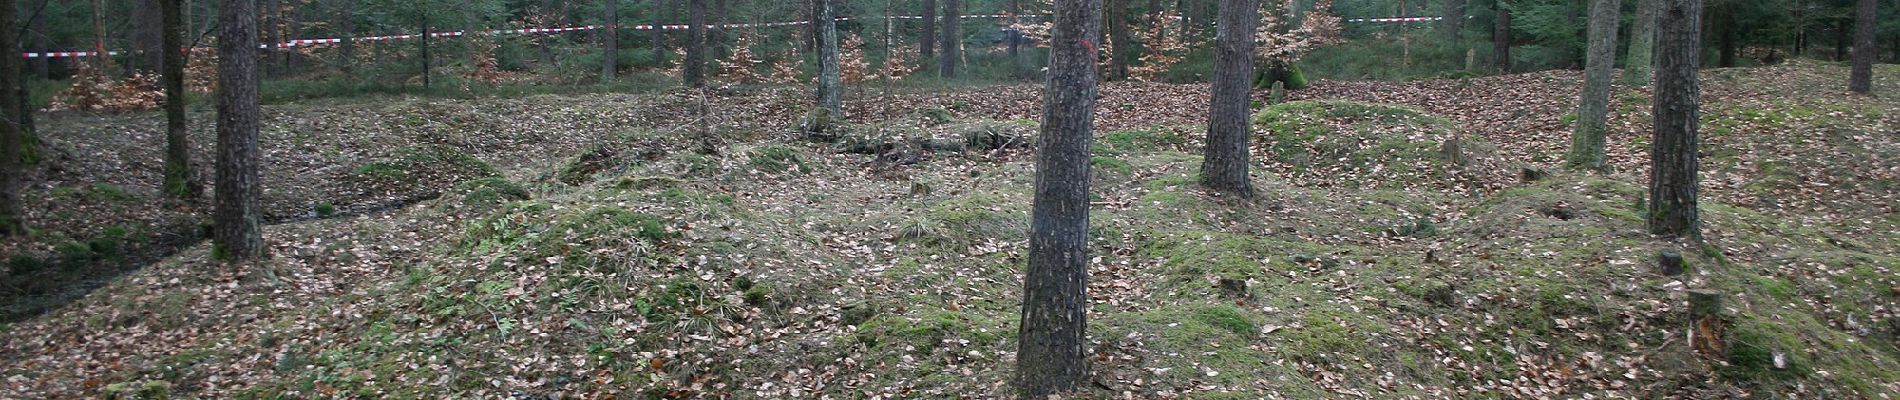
[1688,289,1725,357]
[1658,248,1685,276]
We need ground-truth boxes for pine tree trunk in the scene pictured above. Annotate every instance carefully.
[163,0,199,200]
[287,2,302,74]
[712,0,727,60]
[651,0,665,65]
[29,0,48,80]
[603,0,618,82]
[1848,0,1876,94]
[1107,0,1134,80]
[1648,0,1701,238]
[462,0,478,68]
[921,0,936,60]
[133,0,164,73]
[940,0,960,78]
[1835,19,1849,61]
[683,0,705,87]
[816,0,841,114]
[266,0,282,78]
[1016,0,1100,396]
[1494,0,1511,72]
[339,0,355,74]
[1201,0,1254,197]
[1440,0,1465,41]
[1008,0,1022,58]
[1715,5,1735,68]
[216,0,266,260]
[1621,0,1655,86]
[1565,0,1620,172]
[421,23,432,87]
[0,0,24,235]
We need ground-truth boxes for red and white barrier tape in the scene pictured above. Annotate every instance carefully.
[1345,16,1442,22]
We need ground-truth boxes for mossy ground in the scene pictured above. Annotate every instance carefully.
[3,62,1897,399]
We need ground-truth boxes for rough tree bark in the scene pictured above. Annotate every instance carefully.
[1016,0,1100,396]
[0,0,23,235]
[651,0,665,65]
[683,0,705,87]
[217,0,266,260]
[1201,0,1255,197]
[816,0,841,115]
[1848,0,1875,94]
[163,0,199,200]
[1648,0,1702,238]
[1494,0,1511,72]
[940,0,960,78]
[1440,0,1465,41]
[1621,0,1655,86]
[1564,0,1621,172]
[603,0,618,82]
[921,0,936,60]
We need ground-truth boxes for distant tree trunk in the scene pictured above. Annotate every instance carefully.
[266,0,282,78]
[421,23,432,87]
[1835,18,1849,61]
[1714,4,1735,68]
[338,0,355,74]
[603,0,617,82]
[216,0,266,260]
[1494,0,1511,72]
[0,0,24,235]
[1648,0,1701,238]
[1440,0,1465,41]
[805,0,819,51]
[91,0,108,70]
[1202,0,1255,197]
[683,0,705,87]
[1107,0,1133,80]
[921,0,936,60]
[1016,0,1100,397]
[712,0,727,60]
[1848,0,1875,94]
[540,0,559,65]
[939,0,960,78]
[816,0,841,114]
[1565,0,1620,172]
[1008,0,1022,58]
[132,0,164,73]
[462,0,478,68]
[29,0,48,79]
[1621,0,1655,86]
[651,0,665,65]
[162,0,199,200]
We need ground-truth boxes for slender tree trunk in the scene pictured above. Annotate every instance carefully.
[1008,0,1022,58]
[1565,0,1621,172]
[1016,0,1100,396]
[1621,0,1655,86]
[1440,0,1465,41]
[132,0,164,73]
[1715,4,1735,68]
[603,0,618,81]
[1848,0,1876,94]
[0,0,24,235]
[338,0,355,74]
[651,0,665,65]
[462,0,478,68]
[816,0,841,114]
[683,0,705,86]
[805,0,819,51]
[1835,18,1849,61]
[162,0,198,199]
[1648,0,1701,238]
[1202,0,1254,197]
[940,0,960,77]
[266,0,282,78]
[217,0,266,260]
[712,0,726,60]
[540,0,558,65]
[921,0,937,60]
[91,0,108,70]
[28,0,47,80]
[1107,0,1133,80]
[421,23,432,87]
[1494,0,1511,72]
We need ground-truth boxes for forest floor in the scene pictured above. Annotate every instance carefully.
[2,59,1898,399]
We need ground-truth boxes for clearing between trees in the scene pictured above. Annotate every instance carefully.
[1,60,1897,398]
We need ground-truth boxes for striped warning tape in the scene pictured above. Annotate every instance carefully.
[1345,16,1442,22]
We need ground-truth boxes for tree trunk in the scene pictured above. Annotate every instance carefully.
[0,0,24,235]
[216,0,266,260]
[1715,4,1735,68]
[921,0,936,60]
[1008,0,1022,58]
[1848,0,1875,94]
[132,0,164,73]
[1648,0,1701,239]
[816,0,841,114]
[712,0,726,60]
[1440,0,1465,41]
[266,0,281,78]
[1107,0,1134,80]
[339,0,355,74]
[1016,0,1100,396]
[163,0,198,200]
[939,0,960,78]
[1621,0,1655,86]
[603,0,618,82]
[28,0,47,80]
[1494,0,1511,72]
[683,0,705,87]
[651,0,665,65]
[462,0,478,68]
[287,1,303,74]
[1201,0,1255,197]
[1835,18,1849,62]
[421,23,432,87]
[1565,0,1620,172]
